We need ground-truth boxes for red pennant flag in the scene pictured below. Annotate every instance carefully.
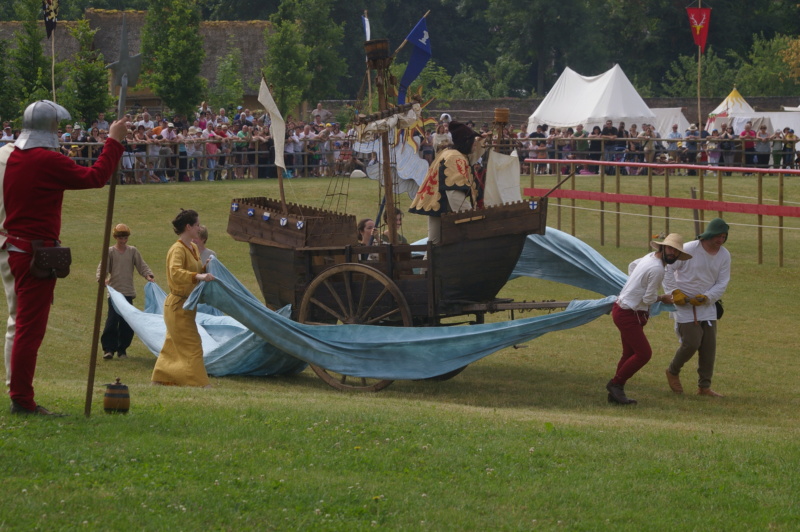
[686,7,711,53]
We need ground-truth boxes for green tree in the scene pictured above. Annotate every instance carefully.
[59,19,114,125]
[485,55,528,98]
[271,0,346,103]
[10,0,52,108]
[389,60,453,104]
[485,0,590,96]
[208,38,244,112]
[263,19,312,117]
[735,34,799,97]
[202,0,280,20]
[661,47,737,99]
[0,42,20,123]
[449,65,491,99]
[141,0,206,118]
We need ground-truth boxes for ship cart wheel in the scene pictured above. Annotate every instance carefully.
[298,263,412,392]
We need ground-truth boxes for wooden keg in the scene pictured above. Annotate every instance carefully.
[364,39,390,61]
[104,377,130,414]
[494,108,510,124]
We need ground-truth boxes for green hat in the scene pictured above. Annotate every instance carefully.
[698,218,729,241]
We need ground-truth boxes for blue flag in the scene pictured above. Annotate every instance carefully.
[398,17,431,105]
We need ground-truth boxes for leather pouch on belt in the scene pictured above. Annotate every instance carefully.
[30,240,71,279]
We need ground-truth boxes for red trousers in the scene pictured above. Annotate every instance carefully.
[611,303,652,385]
[7,250,56,410]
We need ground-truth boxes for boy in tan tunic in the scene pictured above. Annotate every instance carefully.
[97,223,155,359]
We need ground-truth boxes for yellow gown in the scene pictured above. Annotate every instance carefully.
[151,240,209,386]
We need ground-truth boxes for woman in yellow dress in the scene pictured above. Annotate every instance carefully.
[151,209,215,387]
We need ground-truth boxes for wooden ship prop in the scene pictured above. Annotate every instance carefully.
[227,34,558,391]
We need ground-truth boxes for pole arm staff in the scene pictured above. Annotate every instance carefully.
[85,15,141,417]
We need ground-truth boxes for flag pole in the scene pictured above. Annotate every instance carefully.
[51,34,56,102]
[365,11,372,113]
[391,10,430,58]
[696,0,702,128]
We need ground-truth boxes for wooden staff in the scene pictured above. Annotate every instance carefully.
[85,15,141,417]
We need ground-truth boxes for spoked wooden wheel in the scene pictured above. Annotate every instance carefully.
[298,263,412,392]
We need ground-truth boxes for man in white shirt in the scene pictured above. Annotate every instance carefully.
[607,234,692,405]
[96,112,110,132]
[666,124,682,161]
[136,112,155,130]
[1,125,14,145]
[663,218,731,397]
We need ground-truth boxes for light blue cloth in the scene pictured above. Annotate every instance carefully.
[108,284,307,377]
[183,259,614,380]
[112,227,673,379]
[510,228,674,315]
[511,227,628,296]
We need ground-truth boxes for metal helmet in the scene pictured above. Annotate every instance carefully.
[14,100,71,150]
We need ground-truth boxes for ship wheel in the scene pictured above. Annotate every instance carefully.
[298,263,412,392]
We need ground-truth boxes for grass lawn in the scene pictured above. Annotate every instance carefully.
[1,174,799,530]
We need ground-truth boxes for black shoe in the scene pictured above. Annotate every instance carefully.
[606,380,637,405]
[10,400,67,417]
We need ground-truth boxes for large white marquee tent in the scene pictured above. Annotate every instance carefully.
[527,64,656,134]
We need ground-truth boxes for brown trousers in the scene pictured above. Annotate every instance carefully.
[668,320,717,389]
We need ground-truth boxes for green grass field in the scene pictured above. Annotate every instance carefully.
[1,175,799,530]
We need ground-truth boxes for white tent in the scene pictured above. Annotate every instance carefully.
[527,64,655,134]
[650,108,690,138]
[705,88,755,131]
[706,88,800,134]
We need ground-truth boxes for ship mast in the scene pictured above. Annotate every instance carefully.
[365,39,397,244]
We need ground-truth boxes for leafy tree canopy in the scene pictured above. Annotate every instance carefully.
[8,0,800,105]
[140,0,206,119]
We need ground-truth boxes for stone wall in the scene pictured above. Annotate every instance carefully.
[0,9,269,102]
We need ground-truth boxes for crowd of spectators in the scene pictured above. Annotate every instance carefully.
[520,119,799,176]
[413,115,800,177]
[3,108,800,180]
[0,102,371,182]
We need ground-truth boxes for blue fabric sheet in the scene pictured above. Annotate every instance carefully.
[510,227,673,315]
[111,227,670,379]
[108,283,307,377]
[183,259,614,380]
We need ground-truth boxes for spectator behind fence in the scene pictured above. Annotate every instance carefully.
[740,121,756,170]
[202,123,219,181]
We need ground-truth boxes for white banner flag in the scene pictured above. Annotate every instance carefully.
[257,77,285,172]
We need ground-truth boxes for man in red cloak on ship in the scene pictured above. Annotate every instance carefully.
[1,100,127,415]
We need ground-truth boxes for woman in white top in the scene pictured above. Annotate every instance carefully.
[432,124,452,154]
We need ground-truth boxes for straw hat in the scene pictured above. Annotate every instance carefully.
[650,233,692,260]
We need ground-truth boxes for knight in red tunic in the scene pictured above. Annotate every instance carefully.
[1,100,126,415]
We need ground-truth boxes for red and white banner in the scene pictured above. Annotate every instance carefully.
[687,7,711,53]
